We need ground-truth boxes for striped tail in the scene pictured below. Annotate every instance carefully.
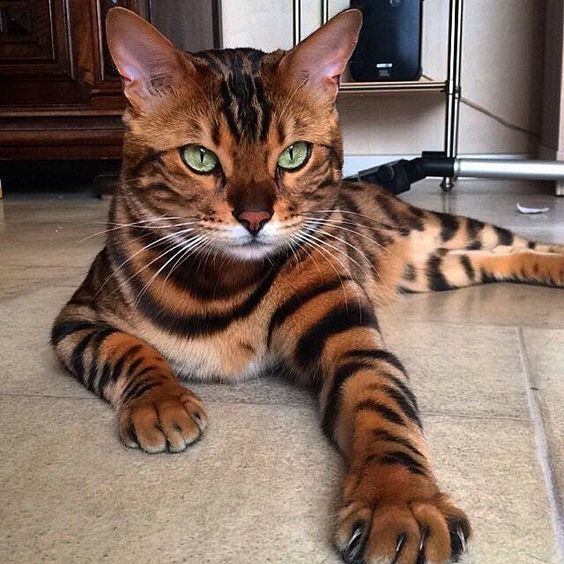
[397,209,564,293]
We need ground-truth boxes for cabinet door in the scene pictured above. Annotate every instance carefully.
[0,0,85,106]
[0,0,149,109]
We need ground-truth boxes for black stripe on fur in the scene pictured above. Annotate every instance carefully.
[295,305,378,368]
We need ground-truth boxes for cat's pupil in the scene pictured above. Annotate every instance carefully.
[289,146,294,161]
[199,147,205,164]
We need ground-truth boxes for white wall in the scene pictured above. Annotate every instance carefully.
[221,0,545,157]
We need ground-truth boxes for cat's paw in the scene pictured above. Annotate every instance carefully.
[335,472,470,564]
[117,381,207,453]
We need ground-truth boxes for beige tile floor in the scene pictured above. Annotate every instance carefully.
[1,179,563,564]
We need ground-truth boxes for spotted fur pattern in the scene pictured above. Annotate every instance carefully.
[51,9,564,564]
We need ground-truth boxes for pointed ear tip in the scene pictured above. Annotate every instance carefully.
[106,6,130,22]
[342,8,363,27]
[106,6,127,33]
[106,6,145,34]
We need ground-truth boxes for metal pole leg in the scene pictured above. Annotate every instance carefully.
[293,0,301,46]
[441,0,463,192]
[321,0,329,24]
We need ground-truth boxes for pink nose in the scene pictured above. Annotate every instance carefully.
[235,210,272,236]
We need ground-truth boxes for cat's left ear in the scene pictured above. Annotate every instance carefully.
[280,9,362,100]
[106,7,195,111]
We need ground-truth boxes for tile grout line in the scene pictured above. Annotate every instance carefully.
[518,327,564,560]
[381,317,564,332]
[0,391,530,421]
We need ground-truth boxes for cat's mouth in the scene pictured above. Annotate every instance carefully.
[213,218,310,261]
[246,239,269,247]
[222,226,288,261]
[232,232,277,247]
[227,239,278,260]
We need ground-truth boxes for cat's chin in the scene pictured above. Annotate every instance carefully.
[224,243,279,262]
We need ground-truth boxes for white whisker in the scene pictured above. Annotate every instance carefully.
[133,233,209,306]
[301,215,404,265]
[94,227,197,298]
[293,230,351,311]
[285,237,303,269]
[80,219,198,242]
[163,234,209,285]
[109,231,201,301]
[311,226,393,293]
[195,235,218,274]
[307,208,398,234]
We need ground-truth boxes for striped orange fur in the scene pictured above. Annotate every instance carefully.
[51,8,564,563]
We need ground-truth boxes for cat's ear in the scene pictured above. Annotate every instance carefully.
[280,9,362,100]
[106,7,193,110]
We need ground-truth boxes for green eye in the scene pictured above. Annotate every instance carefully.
[277,142,311,170]
[181,145,219,173]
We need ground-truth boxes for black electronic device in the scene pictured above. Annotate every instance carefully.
[344,152,455,195]
[349,0,423,82]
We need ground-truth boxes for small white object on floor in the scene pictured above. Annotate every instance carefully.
[516,203,550,214]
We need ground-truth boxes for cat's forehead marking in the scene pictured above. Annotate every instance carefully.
[193,48,274,145]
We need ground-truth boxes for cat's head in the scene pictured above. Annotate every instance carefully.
[106,8,361,261]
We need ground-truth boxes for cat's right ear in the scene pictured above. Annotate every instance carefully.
[280,9,362,101]
[106,7,193,111]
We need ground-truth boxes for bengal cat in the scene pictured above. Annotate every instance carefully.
[51,8,564,563]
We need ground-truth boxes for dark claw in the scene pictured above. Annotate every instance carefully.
[416,527,429,564]
[166,441,186,454]
[126,423,139,446]
[448,518,470,561]
[341,520,368,564]
[391,533,406,564]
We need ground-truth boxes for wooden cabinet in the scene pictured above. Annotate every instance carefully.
[0,0,148,159]
[0,0,220,160]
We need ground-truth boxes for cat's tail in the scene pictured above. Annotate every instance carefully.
[397,206,564,293]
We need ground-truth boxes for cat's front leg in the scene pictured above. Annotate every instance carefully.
[271,295,470,563]
[325,341,471,563]
[51,319,207,453]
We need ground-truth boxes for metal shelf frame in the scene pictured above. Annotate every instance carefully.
[339,80,446,94]
[292,0,463,189]
[294,0,564,194]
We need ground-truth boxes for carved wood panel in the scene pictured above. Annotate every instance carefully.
[0,0,79,106]
[0,0,53,60]
[0,0,73,75]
